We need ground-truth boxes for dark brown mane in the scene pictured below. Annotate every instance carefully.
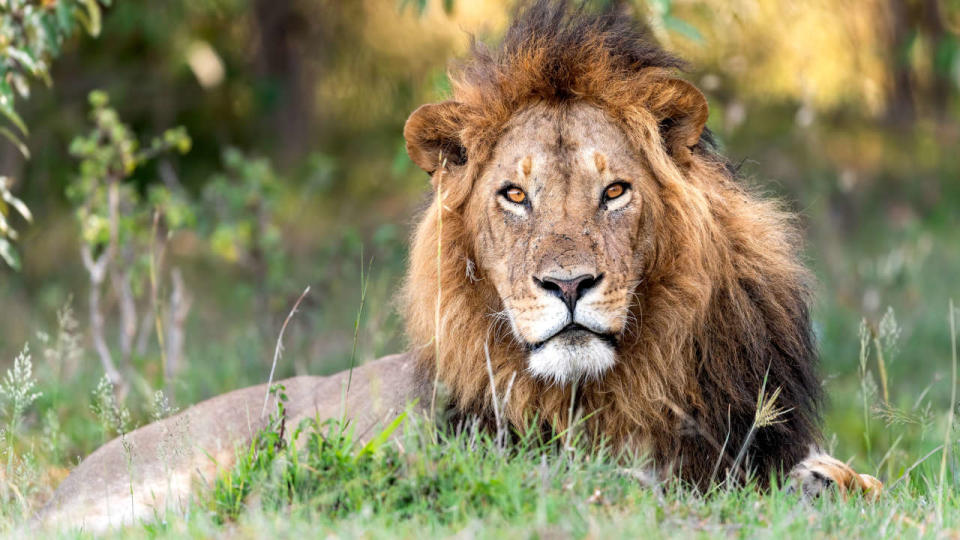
[402,0,822,490]
[482,0,683,96]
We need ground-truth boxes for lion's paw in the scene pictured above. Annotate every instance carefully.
[787,451,882,501]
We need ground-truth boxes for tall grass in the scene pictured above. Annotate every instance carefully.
[70,397,960,538]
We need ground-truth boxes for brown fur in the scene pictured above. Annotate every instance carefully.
[402,0,821,488]
[37,354,424,531]
[789,452,883,500]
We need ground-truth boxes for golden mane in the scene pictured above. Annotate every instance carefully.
[402,1,820,488]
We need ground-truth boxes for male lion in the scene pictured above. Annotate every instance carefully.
[38,1,880,532]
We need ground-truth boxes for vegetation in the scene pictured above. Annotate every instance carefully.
[1,0,111,267]
[0,0,958,537]
[46,365,960,537]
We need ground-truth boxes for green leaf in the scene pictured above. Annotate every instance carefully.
[0,238,20,270]
[0,188,33,223]
[0,84,29,135]
[40,17,64,56]
[77,0,103,37]
[11,73,31,99]
[4,47,41,76]
[88,89,108,108]
[0,127,31,158]
[357,411,407,458]
[0,206,12,236]
[56,1,74,32]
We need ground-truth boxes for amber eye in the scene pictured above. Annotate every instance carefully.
[503,186,527,204]
[604,182,627,200]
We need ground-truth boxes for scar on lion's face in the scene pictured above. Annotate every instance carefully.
[466,101,654,384]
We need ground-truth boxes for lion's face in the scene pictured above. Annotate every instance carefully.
[465,102,653,383]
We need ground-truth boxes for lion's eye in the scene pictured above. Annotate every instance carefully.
[503,187,527,205]
[603,182,628,201]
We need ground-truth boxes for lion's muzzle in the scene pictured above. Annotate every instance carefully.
[516,272,621,384]
[533,273,602,314]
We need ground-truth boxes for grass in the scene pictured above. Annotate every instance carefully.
[0,296,956,538]
[2,234,958,537]
[74,405,960,539]
[1,239,959,537]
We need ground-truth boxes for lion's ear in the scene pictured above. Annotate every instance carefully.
[647,79,709,160]
[404,101,467,175]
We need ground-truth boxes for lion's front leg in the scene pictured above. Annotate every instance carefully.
[787,450,882,500]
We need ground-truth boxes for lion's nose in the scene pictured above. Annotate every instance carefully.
[533,273,602,313]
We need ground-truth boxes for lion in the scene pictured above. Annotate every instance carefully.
[37,1,880,532]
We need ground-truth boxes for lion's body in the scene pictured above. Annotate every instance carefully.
[39,1,880,532]
[36,354,423,532]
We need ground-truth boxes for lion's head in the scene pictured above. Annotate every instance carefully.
[401,1,821,487]
[448,100,658,384]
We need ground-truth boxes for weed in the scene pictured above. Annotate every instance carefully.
[0,344,42,519]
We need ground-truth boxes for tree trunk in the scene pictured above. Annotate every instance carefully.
[165,267,192,398]
[254,0,312,166]
[885,0,916,127]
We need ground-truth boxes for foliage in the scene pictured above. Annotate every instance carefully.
[35,299,82,378]
[209,402,628,531]
[202,148,286,294]
[89,374,129,438]
[0,175,30,268]
[67,90,192,389]
[121,391,960,538]
[0,343,43,518]
[0,0,111,155]
[0,344,41,443]
[66,88,193,286]
[67,90,192,254]
[0,0,112,267]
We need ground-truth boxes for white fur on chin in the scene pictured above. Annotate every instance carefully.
[526,336,615,384]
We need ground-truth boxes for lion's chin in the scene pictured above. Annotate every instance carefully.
[526,334,616,384]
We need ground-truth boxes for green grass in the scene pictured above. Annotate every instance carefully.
[72,403,957,539]
[2,236,959,538]
[1,247,957,538]
[16,313,956,540]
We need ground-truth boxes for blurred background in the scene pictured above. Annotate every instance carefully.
[0,0,958,478]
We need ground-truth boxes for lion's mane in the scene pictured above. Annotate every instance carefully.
[402,0,820,488]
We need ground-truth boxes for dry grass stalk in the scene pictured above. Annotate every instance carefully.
[164,267,192,394]
[937,299,957,523]
[430,155,447,424]
[727,370,792,486]
[346,253,372,392]
[261,286,311,417]
[483,334,518,451]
